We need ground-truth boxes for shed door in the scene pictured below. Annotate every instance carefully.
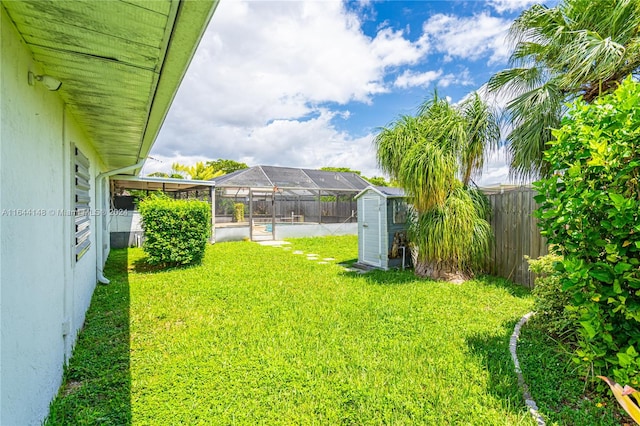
[362,197,382,267]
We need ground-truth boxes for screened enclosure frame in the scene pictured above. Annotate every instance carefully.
[212,166,370,241]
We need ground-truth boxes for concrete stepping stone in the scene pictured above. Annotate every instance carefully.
[293,250,304,255]
[257,240,291,247]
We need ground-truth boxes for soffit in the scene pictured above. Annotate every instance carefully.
[3,0,217,171]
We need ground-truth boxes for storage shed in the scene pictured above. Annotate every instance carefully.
[355,186,409,270]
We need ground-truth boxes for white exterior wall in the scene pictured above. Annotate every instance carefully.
[110,210,143,233]
[212,223,357,242]
[109,210,143,248]
[1,9,108,425]
[213,225,251,243]
[274,222,357,240]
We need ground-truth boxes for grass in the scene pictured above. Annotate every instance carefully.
[47,235,540,425]
[517,321,629,425]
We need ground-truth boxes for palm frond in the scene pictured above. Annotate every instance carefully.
[374,115,423,180]
[558,30,625,90]
[488,0,640,179]
[399,141,457,211]
[487,67,545,96]
[459,93,501,186]
[505,80,564,181]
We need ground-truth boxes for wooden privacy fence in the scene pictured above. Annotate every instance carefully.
[485,187,547,288]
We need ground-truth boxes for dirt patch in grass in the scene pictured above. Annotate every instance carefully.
[62,380,82,397]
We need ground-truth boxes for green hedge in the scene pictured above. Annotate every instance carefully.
[138,196,211,266]
[534,77,640,387]
[233,203,244,222]
[528,254,578,342]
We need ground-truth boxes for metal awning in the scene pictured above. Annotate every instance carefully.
[2,0,218,173]
[111,175,215,193]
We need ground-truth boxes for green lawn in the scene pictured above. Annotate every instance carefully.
[517,323,628,425]
[48,235,539,425]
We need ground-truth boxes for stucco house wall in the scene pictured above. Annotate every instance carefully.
[0,8,107,424]
[1,1,217,423]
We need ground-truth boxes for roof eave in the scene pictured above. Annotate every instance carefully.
[134,0,219,175]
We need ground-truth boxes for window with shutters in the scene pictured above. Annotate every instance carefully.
[74,146,91,261]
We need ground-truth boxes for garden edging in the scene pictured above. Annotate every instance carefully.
[510,312,545,426]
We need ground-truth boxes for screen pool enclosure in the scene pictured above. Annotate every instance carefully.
[213,166,370,242]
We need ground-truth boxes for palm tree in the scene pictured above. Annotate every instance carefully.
[374,93,498,280]
[459,92,501,186]
[171,161,223,181]
[206,159,249,175]
[488,0,640,180]
[147,171,185,179]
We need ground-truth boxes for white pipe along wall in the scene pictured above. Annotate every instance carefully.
[95,160,145,284]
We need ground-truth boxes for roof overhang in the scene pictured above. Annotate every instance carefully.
[3,0,218,174]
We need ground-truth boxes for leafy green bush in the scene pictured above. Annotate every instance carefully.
[233,203,244,222]
[528,254,578,341]
[533,77,640,387]
[138,196,211,266]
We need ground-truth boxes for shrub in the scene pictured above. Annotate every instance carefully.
[233,203,245,222]
[533,76,640,386]
[528,254,578,342]
[138,196,211,266]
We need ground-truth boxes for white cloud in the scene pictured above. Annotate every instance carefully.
[370,27,429,68]
[438,68,474,88]
[178,0,428,123]
[150,0,429,176]
[394,69,442,89]
[393,68,474,90]
[146,109,380,178]
[488,0,539,13]
[475,146,515,187]
[149,1,522,182]
[422,12,512,64]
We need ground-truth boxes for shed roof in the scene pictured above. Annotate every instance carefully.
[3,0,218,173]
[355,185,406,199]
[214,166,370,192]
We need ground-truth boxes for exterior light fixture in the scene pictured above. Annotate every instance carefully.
[28,71,62,91]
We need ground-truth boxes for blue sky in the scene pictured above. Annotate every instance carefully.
[146,0,551,186]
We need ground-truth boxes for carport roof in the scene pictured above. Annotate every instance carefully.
[111,175,215,193]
